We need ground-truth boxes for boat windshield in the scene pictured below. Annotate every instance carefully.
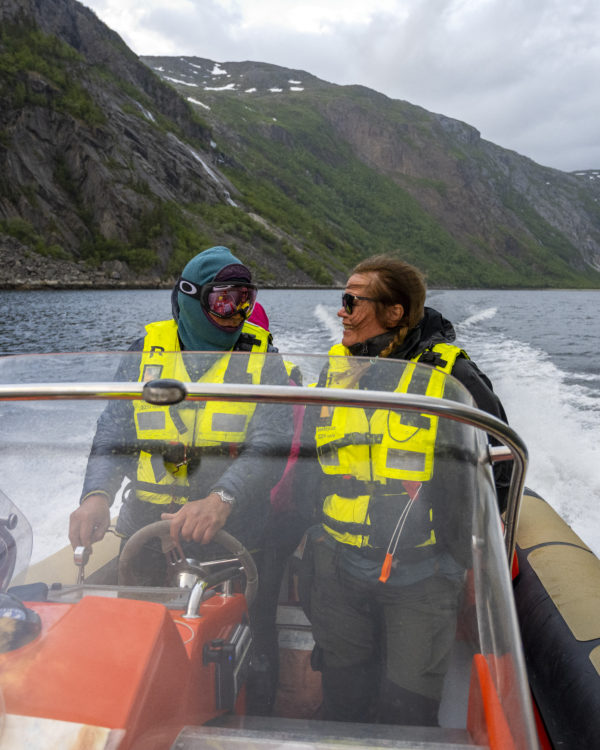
[0,351,537,749]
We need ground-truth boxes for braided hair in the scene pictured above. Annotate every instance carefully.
[351,255,426,358]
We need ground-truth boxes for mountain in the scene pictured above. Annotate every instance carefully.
[0,0,318,288]
[141,56,600,289]
[1,0,600,289]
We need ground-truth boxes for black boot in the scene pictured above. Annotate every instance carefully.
[378,679,440,726]
[321,660,378,723]
[246,651,276,716]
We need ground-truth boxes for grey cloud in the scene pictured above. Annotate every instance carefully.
[314,0,600,169]
[85,0,600,170]
[132,3,242,55]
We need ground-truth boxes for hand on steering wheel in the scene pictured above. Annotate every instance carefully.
[117,520,258,606]
[160,493,232,545]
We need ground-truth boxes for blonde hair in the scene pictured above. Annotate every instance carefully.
[351,255,426,357]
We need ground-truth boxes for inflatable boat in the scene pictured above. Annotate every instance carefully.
[513,490,600,749]
[0,351,597,749]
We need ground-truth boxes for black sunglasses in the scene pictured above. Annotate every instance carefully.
[342,292,377,315]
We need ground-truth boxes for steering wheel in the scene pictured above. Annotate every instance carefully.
[117,521,258,606]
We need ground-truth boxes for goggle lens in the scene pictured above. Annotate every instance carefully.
[179,279,257,319]
[205,284,257,318]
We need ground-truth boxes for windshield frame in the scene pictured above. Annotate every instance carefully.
[0,378,527,561]
[0,353,536,749]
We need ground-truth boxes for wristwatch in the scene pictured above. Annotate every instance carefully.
[213,488,236,507]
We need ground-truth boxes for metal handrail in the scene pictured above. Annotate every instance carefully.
[0,380,528,561]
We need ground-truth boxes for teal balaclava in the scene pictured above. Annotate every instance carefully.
[175,246,251,351]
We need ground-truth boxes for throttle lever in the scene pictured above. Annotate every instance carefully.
[74,545,91,584]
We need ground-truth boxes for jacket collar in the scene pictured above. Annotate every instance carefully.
[347,307,457,359]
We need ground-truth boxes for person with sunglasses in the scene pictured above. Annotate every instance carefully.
[294,254,509,727]
[69,245,291,575]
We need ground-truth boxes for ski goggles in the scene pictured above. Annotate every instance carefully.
[178,279,257,319]
[341,292,377,315]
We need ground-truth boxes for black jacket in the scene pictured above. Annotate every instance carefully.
[347,307,508,429]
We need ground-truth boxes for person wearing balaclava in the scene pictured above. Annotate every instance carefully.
[174,245,257,352]
[69,246,291,571]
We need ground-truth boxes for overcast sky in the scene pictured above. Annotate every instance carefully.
[80,0,599,172]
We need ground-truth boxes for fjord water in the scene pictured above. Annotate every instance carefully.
[1,287,599,556]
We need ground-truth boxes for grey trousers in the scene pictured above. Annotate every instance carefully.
[307,535,463,722]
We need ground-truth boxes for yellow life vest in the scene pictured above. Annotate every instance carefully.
[315,342,467,548]
[133,318,270,505]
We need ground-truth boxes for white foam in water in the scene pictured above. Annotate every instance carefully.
[0,400,127,564]
[569,371,600,383]
[314,303,343,344]
[459,307,499,328]
[457,322,600,557]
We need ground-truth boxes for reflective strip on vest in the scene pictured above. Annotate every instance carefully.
[133,318,270,505]
[316,342,466,547]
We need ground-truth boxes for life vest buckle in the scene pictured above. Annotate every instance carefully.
[163,441,188,468]
[419,350,447,368]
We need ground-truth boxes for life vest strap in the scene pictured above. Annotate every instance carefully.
[323,532,440,563]
[133,480,190,499]
[168,404,189,434]
[321,490,409,535]
[322,511,370,536]
[138,440,188,463]
[137,440,233,458]
[317,431,383,458]
[321,475,407,498]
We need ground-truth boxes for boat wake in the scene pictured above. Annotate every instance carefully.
[458,307,498,328]
[458,317,600,557]
[313,303,342,344]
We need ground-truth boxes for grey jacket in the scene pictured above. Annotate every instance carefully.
[80,328,292,550]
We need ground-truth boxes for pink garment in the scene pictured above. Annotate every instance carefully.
[270,401,305,513]
[249,301,270,331]
[247,299,303,512]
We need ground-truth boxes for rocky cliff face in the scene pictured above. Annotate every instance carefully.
[331,97,600,273]
[308,93,600,275]
[0,0,318,288]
